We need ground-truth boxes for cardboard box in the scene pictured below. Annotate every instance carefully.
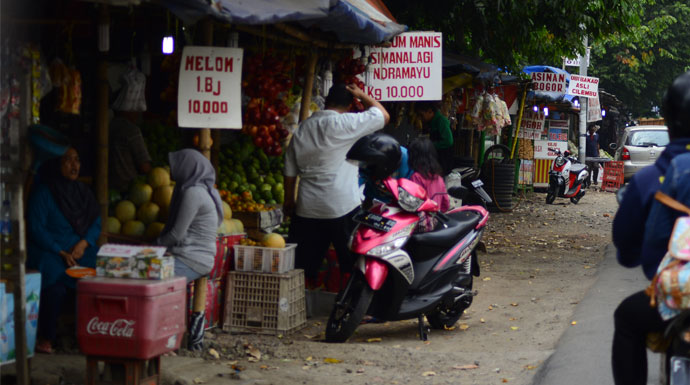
[96,244,173,280]
[233,209,283,230]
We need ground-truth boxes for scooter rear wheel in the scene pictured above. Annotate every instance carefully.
[325,272,374,343]
[427,279,473,330]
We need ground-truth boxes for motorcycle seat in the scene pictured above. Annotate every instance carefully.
[410,210,482,248]
[570,164,587,174]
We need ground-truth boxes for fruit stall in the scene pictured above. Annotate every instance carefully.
[3,3,410,378]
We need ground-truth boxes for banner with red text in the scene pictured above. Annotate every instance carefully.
[360,32,442,101]
[566,74,599,98]
[178,46,243,129]
[530,72,567,93]
[519,109,547,139]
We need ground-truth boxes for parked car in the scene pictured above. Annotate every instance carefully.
[612,125,669,181]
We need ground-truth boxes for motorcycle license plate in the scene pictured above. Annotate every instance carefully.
[670,356,690,385]
[353,210,397,232]
[471,179,484,188]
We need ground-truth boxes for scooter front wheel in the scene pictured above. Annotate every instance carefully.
[546,192,556,204]
[325,272,374,343]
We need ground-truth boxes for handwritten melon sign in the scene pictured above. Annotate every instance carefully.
[360,32,442,101]
[178,46,244,129]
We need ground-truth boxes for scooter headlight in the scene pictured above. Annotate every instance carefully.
[366,223,415,256]
[398,187,424,212]
[555,157,566,167]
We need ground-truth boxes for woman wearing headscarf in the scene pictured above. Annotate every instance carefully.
[27,147,101,354]
[156,149,223,281]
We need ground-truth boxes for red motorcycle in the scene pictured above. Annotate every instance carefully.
[546,148,589,204]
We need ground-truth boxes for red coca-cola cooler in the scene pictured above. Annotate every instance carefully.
[77,276,186,359]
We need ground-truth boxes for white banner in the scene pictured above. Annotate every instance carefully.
[587,95,603,122]
[531,72,567,93]
[534,140,568,158]
[567,74,599,98]
[519,109,547,139]
[360,32,442,101]
[178,46,243,129]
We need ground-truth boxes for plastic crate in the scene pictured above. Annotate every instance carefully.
[233,243,296,273]
[223,269,306,335]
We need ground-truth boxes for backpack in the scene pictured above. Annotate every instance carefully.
[646,191,690,320]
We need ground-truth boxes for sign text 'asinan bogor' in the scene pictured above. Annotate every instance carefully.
[567,74,600,98]
[178,46,243,129]
[531,72,567,93]
[360,32,442,101]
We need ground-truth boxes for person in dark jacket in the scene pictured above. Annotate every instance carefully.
[611,71,690,385]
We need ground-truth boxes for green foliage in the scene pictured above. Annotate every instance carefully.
[589,0,690,116]
[387,0,647,72]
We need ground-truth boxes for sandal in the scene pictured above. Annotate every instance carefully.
[35,340,53,354]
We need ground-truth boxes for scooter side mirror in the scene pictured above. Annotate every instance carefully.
[448,186,469,200]
[609,143,618,150]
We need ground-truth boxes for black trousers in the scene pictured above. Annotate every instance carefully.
[586,161,600,184]
[288,208,359,280]
[612,290,670,385]
[38,282,75,342]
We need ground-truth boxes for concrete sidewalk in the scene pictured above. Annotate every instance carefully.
[532,243,661,385]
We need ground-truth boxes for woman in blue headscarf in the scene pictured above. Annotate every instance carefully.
[27,147,101,354]
[156,149,223,281]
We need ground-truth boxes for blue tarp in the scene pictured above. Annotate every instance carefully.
[161,0,406,44]
[522,65,575,103]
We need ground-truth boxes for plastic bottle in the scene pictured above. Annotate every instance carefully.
[1,199,11,258]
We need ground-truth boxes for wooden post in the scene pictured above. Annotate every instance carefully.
[193,18,215,316]
[95,5,110,245]
[298,49,318,123]
[510,86,528,159]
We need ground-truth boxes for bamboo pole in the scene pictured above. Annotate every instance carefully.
[96,5,109,245]
[299,50,319,123]
[510,86,529,159]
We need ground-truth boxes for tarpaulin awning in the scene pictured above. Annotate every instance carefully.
[522,65,574,103]
[160,0,406,45]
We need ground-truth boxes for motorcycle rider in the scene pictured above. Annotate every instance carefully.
[612,71,690,385]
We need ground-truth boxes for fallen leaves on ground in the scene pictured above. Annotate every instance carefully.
[366,337,382,343]
[510,326,519,331]
[208,348,220,359]
[193,379,204,384]
[453,364,479,370]
[422,371,436,376]
[324,358,342,364]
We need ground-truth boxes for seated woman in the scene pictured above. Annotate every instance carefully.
[155,149,223,281]
[27,147,101,354]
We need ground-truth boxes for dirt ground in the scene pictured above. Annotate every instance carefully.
[184,188,619,385]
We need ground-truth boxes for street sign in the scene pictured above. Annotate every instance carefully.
[360,32,442,101]
[567,74,599,98]
[178,46,244,129]
[531,72,567,93]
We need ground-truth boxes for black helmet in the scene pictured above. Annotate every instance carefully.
[662,71,690,139]
[347,133,401,180]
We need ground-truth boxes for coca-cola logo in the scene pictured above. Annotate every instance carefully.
[86,317,136,338]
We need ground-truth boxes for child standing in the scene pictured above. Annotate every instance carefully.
[408,138,449,231]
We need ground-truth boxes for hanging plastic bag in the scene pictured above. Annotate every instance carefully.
[112,66,147,112]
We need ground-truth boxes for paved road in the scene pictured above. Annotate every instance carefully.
[532,243,661,385]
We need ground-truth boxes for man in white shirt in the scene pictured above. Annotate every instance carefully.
[284,83,390,286]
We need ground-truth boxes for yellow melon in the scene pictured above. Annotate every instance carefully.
[229,219,244,235]
[106,217,121,234]
[262,233,285,248]
[148,167,171,189]
[122,220,146,237]
[152,185,173,209]
[129,183,153,206]
[114,200,136,223]
[137,202,160,225]
[144,222,165,240]
[222,201,232,220]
